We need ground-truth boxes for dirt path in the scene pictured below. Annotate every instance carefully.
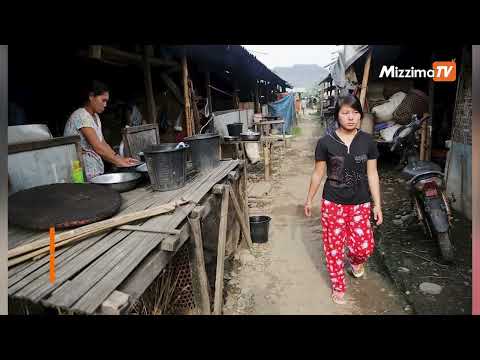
[224,111,409,315]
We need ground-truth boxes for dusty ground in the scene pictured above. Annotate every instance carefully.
[223,111,410,315]
[374,159,472,315]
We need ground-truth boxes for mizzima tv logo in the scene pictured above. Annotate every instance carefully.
[379,61,456,82]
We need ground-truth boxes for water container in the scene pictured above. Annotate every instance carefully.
[71,160,85,183]
[249,216,271,243]
[184,133,220,173]
[227,123,243,137]
[143,143,189,191]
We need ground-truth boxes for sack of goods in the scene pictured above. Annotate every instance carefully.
[371,91,407,122]
[379,123,403,143]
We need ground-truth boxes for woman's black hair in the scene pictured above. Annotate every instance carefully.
[334,94,363,121]
[81,80,109,105]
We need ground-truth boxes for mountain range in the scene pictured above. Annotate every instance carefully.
[273,64,329,90]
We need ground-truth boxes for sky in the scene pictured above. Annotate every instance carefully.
[242,45,338,69]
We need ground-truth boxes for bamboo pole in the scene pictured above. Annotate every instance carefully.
[359,50,372,111]
[213,185,230,315]
[143,45,157,124]
[8,200,187,264]
[190,208,211,315]
[228,186,253,249]
[182,54,193,137]
[263,141,271,180]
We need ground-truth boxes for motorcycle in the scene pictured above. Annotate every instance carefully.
[390,114,454,262]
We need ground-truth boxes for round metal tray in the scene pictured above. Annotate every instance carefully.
[90,172,142,192]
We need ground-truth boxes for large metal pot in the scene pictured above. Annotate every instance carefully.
[240,132,261,141]
[90,172,142,192]
[143,143,189,192]
[184,133,220,173]
[223,136,240,144]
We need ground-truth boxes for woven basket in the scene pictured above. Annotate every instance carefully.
[393,89,429,125]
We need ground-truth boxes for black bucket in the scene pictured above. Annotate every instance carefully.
[227,122,243,137]
[184,133,220,173]
[143,143,189,191]
[249,216,271,243]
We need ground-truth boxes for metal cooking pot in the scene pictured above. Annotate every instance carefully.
[90,172,142,192]
[240,132,261,141]
[223,136,240,143]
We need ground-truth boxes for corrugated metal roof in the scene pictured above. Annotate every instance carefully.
[167,45,291,89]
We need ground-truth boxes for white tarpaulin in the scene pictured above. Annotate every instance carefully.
[329,45,369,96]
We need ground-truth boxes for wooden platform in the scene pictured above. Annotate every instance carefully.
[8,160,240,314]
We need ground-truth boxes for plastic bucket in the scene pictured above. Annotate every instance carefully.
[143,143,189,191]
[227,123,243,137]
[249,216,271,243]
[184,133,220,172]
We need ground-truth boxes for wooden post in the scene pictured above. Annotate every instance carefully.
[242,161,250,240]
[232,183,242,253]
[143,45,157,124]
[182,54,193,137]
[320,88,324,118]
[205,72,213,114]
[228,185,253,249]
[255,82,260,113]
[233,80,240,109]
[426,122,432,161]
[189,207,211,315]
[420,121,427,161]
[263,140,271,181]
[359,49,372,111]
[426,62,435,161]
[213,185,230,315]
[189,80,201,134]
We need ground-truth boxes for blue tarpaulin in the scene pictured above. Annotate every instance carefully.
[267,93,296,134]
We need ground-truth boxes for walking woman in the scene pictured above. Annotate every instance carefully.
[304,94,383,304]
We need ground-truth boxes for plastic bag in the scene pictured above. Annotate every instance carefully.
[372,92,407,122]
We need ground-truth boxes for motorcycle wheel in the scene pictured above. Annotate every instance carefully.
[437,231,454,262]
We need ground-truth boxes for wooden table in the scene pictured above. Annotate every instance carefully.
[222,137,277,181]
[7,159,247,315]
[253,120,286,145]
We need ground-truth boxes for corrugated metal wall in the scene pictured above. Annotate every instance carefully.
[446,48,472,220]
[213,109,254,137]
[8,144,79,194]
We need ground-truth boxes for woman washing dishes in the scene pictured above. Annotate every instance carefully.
[304,94,383,305]
[64,80,139,180]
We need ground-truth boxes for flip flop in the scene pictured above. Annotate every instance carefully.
[331,291,347,305]
[351,263,365,278]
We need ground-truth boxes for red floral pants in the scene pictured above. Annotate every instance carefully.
[321,199,375,293]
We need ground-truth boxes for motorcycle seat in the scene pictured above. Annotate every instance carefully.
[401,160,443,179]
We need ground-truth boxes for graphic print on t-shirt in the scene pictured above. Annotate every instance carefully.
[328,153,368,191]
[328,156,345,186]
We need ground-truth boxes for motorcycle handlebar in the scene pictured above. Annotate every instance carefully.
[390,115,431,152]
[390,141,398,152]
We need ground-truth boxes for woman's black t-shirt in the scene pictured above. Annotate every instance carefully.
[315,130,379,205]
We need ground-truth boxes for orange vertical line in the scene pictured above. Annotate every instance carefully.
[49,227,56,284]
